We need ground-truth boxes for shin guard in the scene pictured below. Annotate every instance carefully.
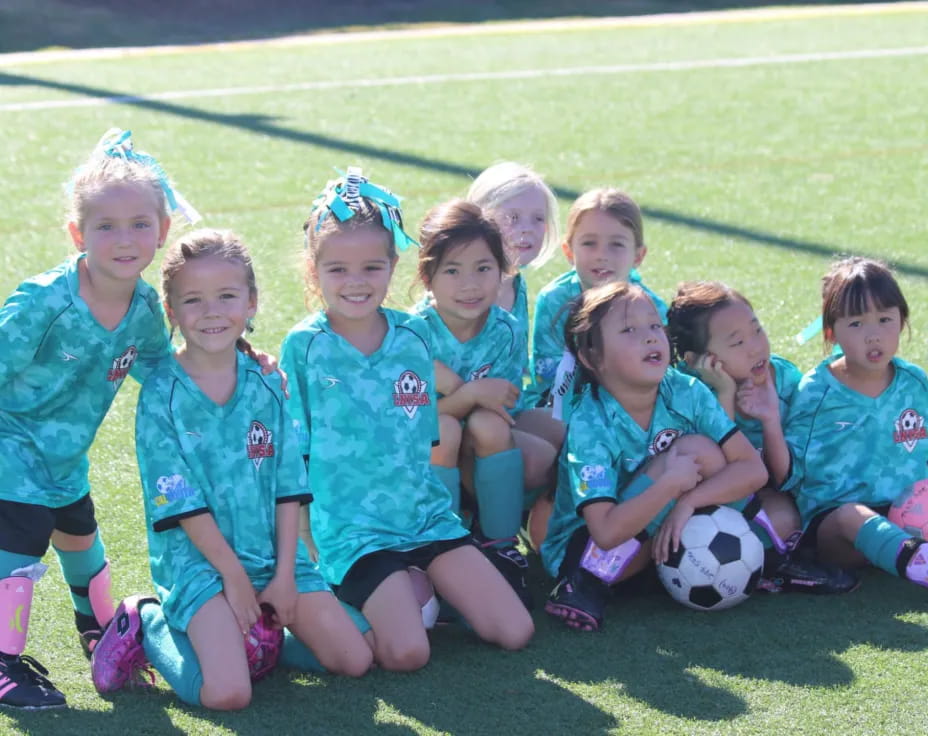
[0,577,34,656]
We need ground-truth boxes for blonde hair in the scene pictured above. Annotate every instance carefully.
[67,151,169,233]
[564,188,644,252]
[466,161,559,268]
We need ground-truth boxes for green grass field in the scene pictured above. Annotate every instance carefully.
[2,3,928,734]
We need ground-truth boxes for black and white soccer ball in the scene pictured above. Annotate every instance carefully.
[656,505,764,611]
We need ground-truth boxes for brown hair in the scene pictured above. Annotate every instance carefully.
[666,281,753,363]
[162,228,257,353]
[416,199,510,287]
[821,257,908,344]
[564,188,644,251]
[564,280,651,394]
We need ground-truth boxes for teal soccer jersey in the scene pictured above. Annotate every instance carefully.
[136,351,322,631]
[679,354,802,452]
[415,304,525,414]
[782,356,928,525]
[0,254,170,507]
[526,268,667,408]
[540,368,737,577]
[280,308,468,585]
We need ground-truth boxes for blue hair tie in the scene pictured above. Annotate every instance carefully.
[309,166,417,252]
[95,128,201,225]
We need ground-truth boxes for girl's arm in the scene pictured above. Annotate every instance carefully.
[438,378,518,424]
[179,514,261,635]
[257,501,300,628]
[583,444,701,550]
[736,378,789,486]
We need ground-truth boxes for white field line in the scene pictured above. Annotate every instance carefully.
[1,1,926,67]
[2,45,927,114]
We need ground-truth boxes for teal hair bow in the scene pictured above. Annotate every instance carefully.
[96,128,201,225]
[310,166,418,252]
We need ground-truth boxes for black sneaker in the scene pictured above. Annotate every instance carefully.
[544,567,607,632]
[0,654,66,710]
[475,536,533,610]
[756,555,860,595]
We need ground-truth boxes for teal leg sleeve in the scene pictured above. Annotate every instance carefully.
[54,532,106,620]
[0,550,41,578]
[279,601,370,673]
[140,601,202,706]
[432,465,461,513]
[853,514,909,576]
[474,448,524,543]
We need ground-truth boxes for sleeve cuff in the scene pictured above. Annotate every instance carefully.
[152,506,210,532]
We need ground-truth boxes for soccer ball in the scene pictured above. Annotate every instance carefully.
[657,505,764,611]
[244,603,283,681]
[889,479,928,540]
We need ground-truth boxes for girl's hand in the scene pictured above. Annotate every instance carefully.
[247,346,290,399]
[221,570,262,635]
[685,351,736,400]
[660,444,702,496]
[736,378,779,424]
[653,496,696,564]
[466,378,519,424]
[257,574,298,629]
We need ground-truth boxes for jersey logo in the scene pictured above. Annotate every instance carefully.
[578,464,610,492]
[649,428,680,455]
[834,421,854,431]
[246,421,275,469]
[61,351,78,362]
[894,408,927,452]
[107,345,138,384]
[322,376,341,389]
[153,474,196,506]
[393,370,430,418]
[468,363,492,382]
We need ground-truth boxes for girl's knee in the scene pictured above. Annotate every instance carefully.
[433,414,463,465]
[673,434,726,476]
[377,639,430,672]
[465,409,513,455]
[325,643,374,678]
[200,681,252,711]
[483,609,534,651]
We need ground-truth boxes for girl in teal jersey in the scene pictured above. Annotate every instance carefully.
[666,280,857,595]
[782,258,928,589]
[540,282,767,631]
[282,170,533,672]
[92,229,372,709]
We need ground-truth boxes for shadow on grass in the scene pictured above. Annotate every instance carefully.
[0,1,899,54]
[11,567,924,735]
[3,68,927,281]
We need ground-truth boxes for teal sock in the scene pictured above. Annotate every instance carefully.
[279,631,325,673]
[0,550,41,578]
[279,601,369,673]
[432,465,461,513]
[474,448,524,543]
[140,601,202,706]
[853,515,910,576]
[54,533,106,619]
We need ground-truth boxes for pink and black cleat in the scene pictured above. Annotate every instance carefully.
[91,594,157,693]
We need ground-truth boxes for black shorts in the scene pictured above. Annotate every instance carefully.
[336,535,472,610]
[800,503,891,551]
[0,495,98,557]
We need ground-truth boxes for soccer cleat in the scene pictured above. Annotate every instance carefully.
[475,536,533,610]
[0,653,66,710]
[756,556,860,595]
[244,604,283,682]
[91,595,157,693]
[544,568,607,632]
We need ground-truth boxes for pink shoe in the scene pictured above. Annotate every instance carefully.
[91,594,157,693]
[244,604,283,682]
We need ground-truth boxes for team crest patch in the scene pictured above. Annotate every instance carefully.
[393,370,430,418]
[246,421,275,469]
[894,408,927,452]
[469,363,492,381]
[107,345,138,383]
[579,464,610,492]
[649,428,680,455]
